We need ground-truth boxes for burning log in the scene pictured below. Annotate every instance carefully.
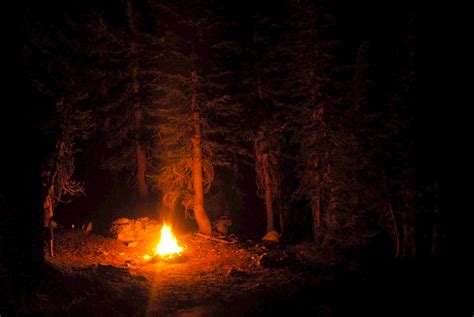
[143,223,186,263]
[155,223,183,257]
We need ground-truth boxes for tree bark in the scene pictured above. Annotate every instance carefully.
[43,166,57,228]
[128,0,148,204]
[401,209,417,258]
[431,180,439,256]
[262,153,274,233]
[191,69,212,235]
[126,0,136,33]
[134,108,148,202]
[388,201,400,258]
[312,194,321,242]
[279,201,285,236]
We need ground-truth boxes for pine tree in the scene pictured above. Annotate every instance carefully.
[80,4,155,208]
[41,95,93,226]
[253,125,283,237]
[147,1,239,234]
[269,1,379,248]
[25,9,95,225]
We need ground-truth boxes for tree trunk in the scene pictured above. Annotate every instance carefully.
[401,209,417,258]
[134,108,148,202]
[43,187,54,228]
[388,201,400,258]
[431,180,439,256]
[128,1,148,204]
[409,208,417,258]
[256,65,263,101]
[431,218,438,256]
[279,201,285,236]
[262,153,274,233]
[136,147,148,200]
[126,0,136,33]
[191,69,212,235]
[312,194,321,242]
[43,167,57,229]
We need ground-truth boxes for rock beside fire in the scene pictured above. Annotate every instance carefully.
[258,250,297,268]
[262,230,280,242]
[109,217,160,244]
[226,267,250,278]
[213,216,232,235]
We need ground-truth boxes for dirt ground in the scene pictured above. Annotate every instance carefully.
[18,229,340,316]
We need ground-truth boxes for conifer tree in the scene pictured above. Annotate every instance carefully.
[80,4,155,208]
[147,1,238,234]
[25,10,95,225]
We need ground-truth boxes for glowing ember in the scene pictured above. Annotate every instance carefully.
[154,223,183,258]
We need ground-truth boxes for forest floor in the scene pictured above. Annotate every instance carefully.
[10,229,458,316]
[17,229,344,316]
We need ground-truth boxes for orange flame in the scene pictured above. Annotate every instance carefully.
[154,223,183,258]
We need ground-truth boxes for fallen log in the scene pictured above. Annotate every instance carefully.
[194,232,237,244]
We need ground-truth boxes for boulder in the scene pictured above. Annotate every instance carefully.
[213,217,232,235]
[262,230,280,242]
[113,218,130,225]
[257,250,295,268]
[226,267,250,278]
[110,217,161,243]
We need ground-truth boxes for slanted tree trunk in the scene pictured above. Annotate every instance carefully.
[191,69,212,235]
[262,153,275,233]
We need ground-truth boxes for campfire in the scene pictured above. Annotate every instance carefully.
[141,222,185,263]
[155,223,183,259]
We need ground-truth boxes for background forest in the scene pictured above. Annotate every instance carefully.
[1,0,463,315]
[18,0,441,256]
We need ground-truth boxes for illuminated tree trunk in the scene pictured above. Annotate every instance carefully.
[191,69,212,235]
[253,33,275,234]
[262,153,275,233]
[43,167,56,229]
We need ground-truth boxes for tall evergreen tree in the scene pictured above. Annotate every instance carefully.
[81,4,155,208]
[147,1,239,234]
[25,8,95,226]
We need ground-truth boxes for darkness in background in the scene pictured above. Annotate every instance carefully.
[1,1,46,312]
